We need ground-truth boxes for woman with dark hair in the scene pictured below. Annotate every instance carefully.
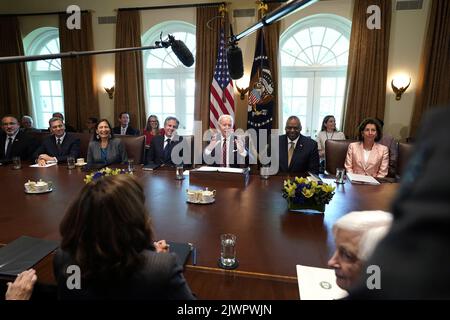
[316,115,346,159]
[86,119,128,165]
[143,115,164,148]
[53,174,195,300]
[344,118,389,178]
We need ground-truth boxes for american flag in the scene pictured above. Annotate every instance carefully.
[209,26,235,129]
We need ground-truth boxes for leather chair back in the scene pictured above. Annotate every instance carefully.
[117,135,145,164]
[325,139,356,175]
[397,142,414,177]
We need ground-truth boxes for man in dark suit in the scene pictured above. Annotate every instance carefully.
[349,106,450,299]
[33,117,80,165]
[0,115,38,164]
[278,116,319,174]
[146,116,183,167]
[52,112,76,133]
[203,114,249,168]
[113,112,140,136]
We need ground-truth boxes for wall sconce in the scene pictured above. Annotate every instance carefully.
[102,74,115,100]
[391,76,411,100]
[234,75,250,100]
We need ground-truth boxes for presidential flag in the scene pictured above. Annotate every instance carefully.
[247,29,274,131]
[209,26,235,129]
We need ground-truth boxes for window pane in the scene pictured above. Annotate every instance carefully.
[292,78,308,96]
[51,80,61,96]
[149,79,161,96]
[186,79,195,97]
[39,81,50,96]
[149,97,162,113]
[163,97,175,114]
[310,27,325,46]
[321,78,336,96]
[53,97,63,112]
[186,97,194,114]
[41,97,52,112]
[162,79,175,96]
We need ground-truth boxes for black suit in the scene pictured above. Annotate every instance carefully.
[278,134,319,174]
[203,134,249,168]
[113,126,140,136]
[349,106,450,299]
[53,248,195,300]
[146,135,184,166]
[32,133,81,162]
[0,130,38,163]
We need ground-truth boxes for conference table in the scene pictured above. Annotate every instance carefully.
[0,164,399,299]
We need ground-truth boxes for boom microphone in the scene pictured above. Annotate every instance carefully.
[227,25,244,80]
[168,34,194,67]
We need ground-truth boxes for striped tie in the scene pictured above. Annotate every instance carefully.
[288,142,295,167]
[222,138,227,167]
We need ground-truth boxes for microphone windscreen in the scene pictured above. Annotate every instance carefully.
[227,46,244,80]
[171,39,194,67]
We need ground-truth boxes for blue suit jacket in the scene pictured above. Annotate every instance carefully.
[146,135,184,166]
[113,126,140,136]
[33,133,80,162]
[278,134,319,174]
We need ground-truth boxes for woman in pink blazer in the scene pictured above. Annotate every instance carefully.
[345,118,389,178]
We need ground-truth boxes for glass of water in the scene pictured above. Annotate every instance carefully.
[220,233,237,269]
[12,156,21,170]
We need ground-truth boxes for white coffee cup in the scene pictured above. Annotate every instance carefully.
[24,181,36,192]
[35,181,49,192]
[77,158,85,164]
[201,190,216,202]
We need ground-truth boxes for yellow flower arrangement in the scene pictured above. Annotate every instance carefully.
[282,177,335,210]
[84,167,132,184]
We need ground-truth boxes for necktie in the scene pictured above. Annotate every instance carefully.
[163,138,171,162]
[288,141,295,167]
[222,138,227,167]
[56,138,62,153]
[5,137,13,159]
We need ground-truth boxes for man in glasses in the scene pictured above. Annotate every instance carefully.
[278,115,319,174]
[0,115,38,164]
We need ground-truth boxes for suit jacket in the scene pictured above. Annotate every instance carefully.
[349,106,450,299]
[113,126,140,136]
[53,248,196,300]
[32,133,80,162]
[87,138,128,165]
[203,134,249,168]
[344,142,389,178]
[146,135,184,166]
[0,130,38,163]
[278,134,319,174]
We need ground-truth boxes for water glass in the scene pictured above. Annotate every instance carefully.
[128,159,135,172]
[260,165,270,180]
[335,168,345,184]
[12,156,21,170]
[175,165,184,180]
[220,233,237,268]
[67,156,75,169]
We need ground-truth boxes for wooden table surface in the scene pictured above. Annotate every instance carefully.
[0,164,398,299]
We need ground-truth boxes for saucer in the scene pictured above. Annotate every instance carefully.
[186,198,215,205]
[75,162,87,167]
[25,188,53,194]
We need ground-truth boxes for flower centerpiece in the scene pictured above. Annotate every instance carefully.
[84,167,132,184]
[282,177,335,213]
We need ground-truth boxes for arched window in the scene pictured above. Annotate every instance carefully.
[280,14,351,137]
[23,27,64,129]
[142,21,196,135]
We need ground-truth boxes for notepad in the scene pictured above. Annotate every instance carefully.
[195,166,246,174]
[346,172,380,185]
[0,236,59,276]
[167,241,193,267]
[29,163,57,168]
[296,265,348,300]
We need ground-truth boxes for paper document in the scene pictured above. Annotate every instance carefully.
[29,163,57,168]
[195,166,246,174]
[346,172,380,185]
[296,265,348,300]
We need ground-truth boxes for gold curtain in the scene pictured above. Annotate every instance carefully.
[0,16,30,117]
[194,5,222,134]
[59,12,99,131]
[410,0,450,136]
[343,0,391,138]
[259,3,281,129]
[114,10,146,129]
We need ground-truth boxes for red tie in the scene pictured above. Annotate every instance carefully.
[222,138,227,167]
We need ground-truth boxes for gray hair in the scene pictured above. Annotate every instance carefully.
[218,114,234,127]
[333,211,393,261]
[22,115,33,124]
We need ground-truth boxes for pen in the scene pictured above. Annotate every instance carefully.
[188,242,196,265]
